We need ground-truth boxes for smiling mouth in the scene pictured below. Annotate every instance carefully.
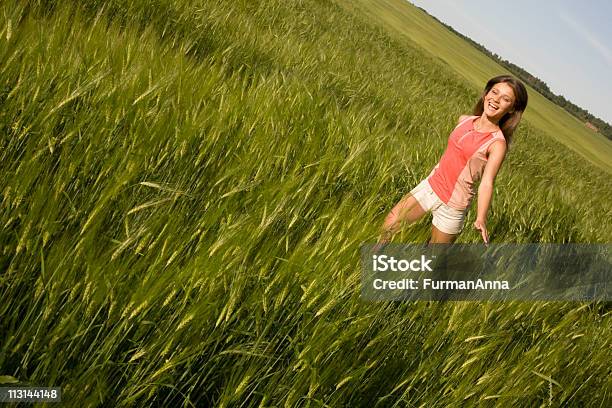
[487,101,499,112]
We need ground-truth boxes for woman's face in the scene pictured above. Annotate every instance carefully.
[483,82,516,119]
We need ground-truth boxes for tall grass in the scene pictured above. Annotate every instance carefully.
[0,0,610,406]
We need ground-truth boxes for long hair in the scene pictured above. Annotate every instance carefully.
[473,75,528,147]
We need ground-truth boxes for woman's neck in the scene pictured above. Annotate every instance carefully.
[476,114,500,132]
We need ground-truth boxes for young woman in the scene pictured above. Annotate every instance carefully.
[377,75,528,247]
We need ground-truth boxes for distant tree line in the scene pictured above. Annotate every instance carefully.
[417,7,612,141]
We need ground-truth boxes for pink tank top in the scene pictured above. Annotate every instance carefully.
[426,115,506,210]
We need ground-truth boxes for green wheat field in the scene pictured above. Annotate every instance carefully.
[1,0,610,406]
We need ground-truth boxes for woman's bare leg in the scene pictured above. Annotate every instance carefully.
[378,193,427,244]
[428,225,459,244]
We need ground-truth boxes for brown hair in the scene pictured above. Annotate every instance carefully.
[473,75,528,147]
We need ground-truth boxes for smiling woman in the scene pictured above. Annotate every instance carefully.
[485,84,513,118]
[377,75,528,246]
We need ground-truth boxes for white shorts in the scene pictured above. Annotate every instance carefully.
[409,179,468,235]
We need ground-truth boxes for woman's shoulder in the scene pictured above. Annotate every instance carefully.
[455,114,475,128]
[487,132,507,155]
[492,129,506,141]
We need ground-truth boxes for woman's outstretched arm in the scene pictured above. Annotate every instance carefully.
[475,140,507,245]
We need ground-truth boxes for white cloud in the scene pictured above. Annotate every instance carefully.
[558,10,612,67]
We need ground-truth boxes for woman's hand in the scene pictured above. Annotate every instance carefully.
[473,219,489,246]
[372,238,390,255]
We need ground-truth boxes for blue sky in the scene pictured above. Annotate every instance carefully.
[408,0,612,124]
